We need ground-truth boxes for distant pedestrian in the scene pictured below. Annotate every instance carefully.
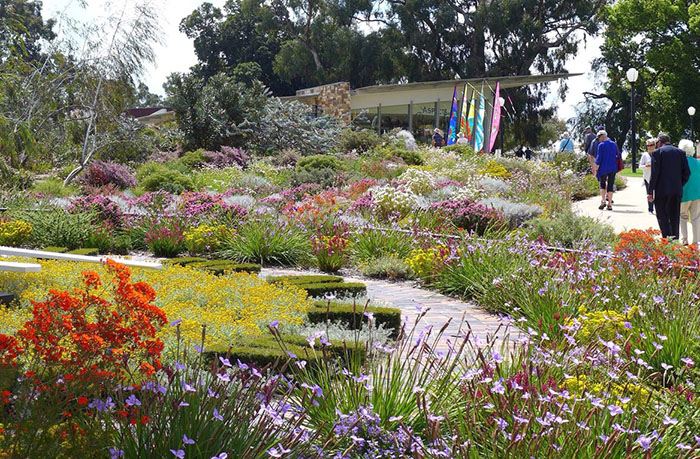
[516,146,524,158]
[525,146,533,160]
[456,131,469,145]
[559,133,574,152]
[639,138,655,214]
[587,125,606,173]
[594,130,619,211]
[432,128,445,148]
[679,139,700,245]
[583,126,596,156]
[648,132,690,240]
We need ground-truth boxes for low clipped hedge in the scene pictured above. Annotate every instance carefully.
[205,334,364,368]
[189,260,261,275]
[267,275,343,285]
[295,282,367,298]
[309,300,401,338]
[42,246,69,253]
[66,248,100,256]
[166,257,261,274]
[42,247,99,256]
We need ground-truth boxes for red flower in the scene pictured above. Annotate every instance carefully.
[77,396,88,405]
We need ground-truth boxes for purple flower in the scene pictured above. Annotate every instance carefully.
[211,454,228,459]
[653,295,664,304]
[607,405,623,416]
[216,372,231,383]
[175,361,186,371]
[125,395,141,407]
[182,382,196,392]
[219,356,232,367]
[636,435,653,451]
[681,357,695,367]
[213,408,224,421]
[183,434,195,445]
[237,359,249,370]
[170,450,185,458]
[269,320,280,330]
[170,319,183,327]
[109,448,125,459]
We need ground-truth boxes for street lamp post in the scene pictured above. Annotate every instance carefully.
[627,68,639,173]
[690,106,697,157]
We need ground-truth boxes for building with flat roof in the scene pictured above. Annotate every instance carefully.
[281,73,579,149]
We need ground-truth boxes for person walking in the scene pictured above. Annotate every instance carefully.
[647,132,691,240]
[456,131,469,145]
[640,138,655,214]
[594,130,619,210]
[679,139,700,245]
[587,125,606,174]
[525,146,533,160]
[583,126,596,157]
[559,133,574,152]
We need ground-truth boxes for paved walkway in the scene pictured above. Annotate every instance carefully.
[261,268,512,352]
[572,175,659,233]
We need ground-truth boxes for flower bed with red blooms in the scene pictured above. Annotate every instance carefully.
[0,260,166,457]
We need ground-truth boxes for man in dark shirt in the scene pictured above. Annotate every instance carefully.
[587,125,605,173]
[648,132,691,240]
[525,147,533,160]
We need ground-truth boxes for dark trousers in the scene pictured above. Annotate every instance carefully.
[644,179,654,212]
[655,194,682,239]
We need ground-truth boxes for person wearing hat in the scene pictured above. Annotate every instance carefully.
[639,138,656,214]
[647,132,690,240]
[587,125,606,173]
[431,128,445,148]
[559,132,574,152]
[594,130,620,210]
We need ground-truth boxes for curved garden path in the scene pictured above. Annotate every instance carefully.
[261,268,512,352]
[573,175,659,233]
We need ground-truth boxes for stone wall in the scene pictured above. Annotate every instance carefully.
[297,82,351,124]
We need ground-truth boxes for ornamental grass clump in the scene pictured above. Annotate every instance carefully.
[312,233,350,273]
[144,216,187,257]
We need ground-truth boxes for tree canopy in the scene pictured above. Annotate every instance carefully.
[577,0,700,150]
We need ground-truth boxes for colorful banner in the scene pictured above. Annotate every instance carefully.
[446,86,459,146]
[488,81,501,153]
[474,91,486,152]
[459,84,469,136]
[467,93,476,142]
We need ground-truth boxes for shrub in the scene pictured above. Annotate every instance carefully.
[404,245,455,283]
[290,167,343,188]
[338,128,380,153]
[144,217,187,257]
[65,247,100,256]
[479,159,511,178]
[141,168,194,194]
[217,217,312,266]
[0,219,32,246]
[430,199,505,235]
[183,224,232,254]
[67,195,125,228]
[202,146,248,168]
[31,178,79,197]
[370,185,421,218]
[79,160,137,189]
[178,149,207,169]
[477,196,542,228]
[395,149,424,166]
[308,300,402,337]
[270,148,301,167]
[443,144,475,156]
[359,255,414,281]
[397,168,435,194]
[297,154,342,172]
[524,211,617,250]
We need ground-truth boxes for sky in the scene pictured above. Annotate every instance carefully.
[41,0,602,127]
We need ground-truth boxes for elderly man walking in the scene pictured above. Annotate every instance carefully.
[647,132,691,240]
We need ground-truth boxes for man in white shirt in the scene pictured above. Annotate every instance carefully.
[640,138,655,214]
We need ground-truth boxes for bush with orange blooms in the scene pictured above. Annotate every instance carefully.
[0,260,166,457]
[614,228,700,273]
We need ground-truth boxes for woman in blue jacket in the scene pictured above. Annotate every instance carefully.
[594,130,620,211]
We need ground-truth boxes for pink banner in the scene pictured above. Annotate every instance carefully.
[488,82,501,153]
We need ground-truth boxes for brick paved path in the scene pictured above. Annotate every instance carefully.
[261,268,513,352]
